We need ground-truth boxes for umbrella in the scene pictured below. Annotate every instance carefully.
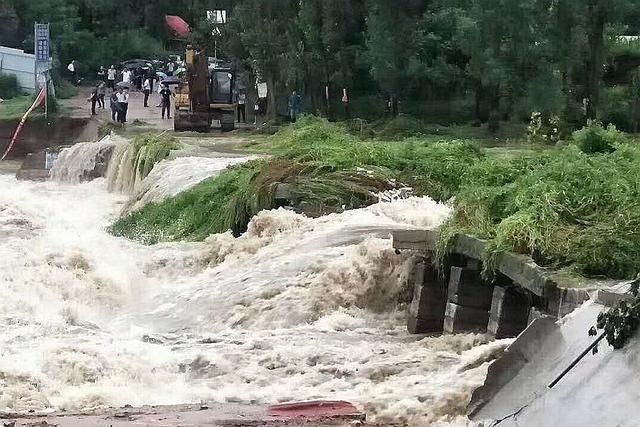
[121,59,153,70]
[165,15,191,39]
[116,81,131,88]
[160,76,181,86]
[156,71,168,79]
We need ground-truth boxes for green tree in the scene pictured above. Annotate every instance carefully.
[364,0,430,115]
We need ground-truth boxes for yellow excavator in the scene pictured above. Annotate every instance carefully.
[174,44,236,132]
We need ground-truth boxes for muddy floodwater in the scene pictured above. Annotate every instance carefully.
[0,149,507,426]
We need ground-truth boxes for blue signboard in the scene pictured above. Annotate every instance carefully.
[35,24,49,62]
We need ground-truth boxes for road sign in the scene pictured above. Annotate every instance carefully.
[35,23,49,62]
[34,23,50,90]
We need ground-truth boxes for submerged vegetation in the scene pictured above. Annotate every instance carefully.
[131,133,181,180]
[112,118,640,282]
[110,117,481,243]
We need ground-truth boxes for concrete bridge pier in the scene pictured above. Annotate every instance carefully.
[487,285,531,339]
[407,260,448,334]
[444,262,494,333]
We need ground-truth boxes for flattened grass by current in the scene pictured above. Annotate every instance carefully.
[110,117,481,243]
[112,117,640,281]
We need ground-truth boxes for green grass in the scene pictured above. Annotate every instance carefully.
[111,116,483,243]
[110,164,260,244]
[0,95,36,120]
[440,138,640,279]
[111,117,640,281]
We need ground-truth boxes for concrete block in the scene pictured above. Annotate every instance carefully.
[407,314,445,334]
[488,287,530,338]
[407,262,447,334]
[490,287,530,321]
[443,302,489,333]
[557,288,590,317]
[594,289,631,307]
[392,229,436,251]
[448,266,493,309]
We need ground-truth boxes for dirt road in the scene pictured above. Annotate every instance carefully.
[62,88,174,131]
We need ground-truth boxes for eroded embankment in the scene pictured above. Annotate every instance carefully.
[0,117,96,159]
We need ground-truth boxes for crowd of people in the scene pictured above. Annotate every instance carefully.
[84,62,176,123]
[79,59,307,126]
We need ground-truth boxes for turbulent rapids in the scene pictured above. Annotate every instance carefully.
[0,145,508,425]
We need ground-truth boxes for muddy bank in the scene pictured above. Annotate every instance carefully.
[0,117,97,159]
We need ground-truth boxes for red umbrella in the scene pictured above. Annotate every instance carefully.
[165,15,191,39]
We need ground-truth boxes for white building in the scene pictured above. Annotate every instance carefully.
[0,46,36,91]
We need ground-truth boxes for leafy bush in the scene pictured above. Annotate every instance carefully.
[527,111,560,144]
[442,143,640,279]
[54,79,80,100]
[598,86,632,131]
[374,115,427,139]
[0,73,21,99]
[572,121,627,154]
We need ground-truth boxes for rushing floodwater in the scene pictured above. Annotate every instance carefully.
[0,154,508,426]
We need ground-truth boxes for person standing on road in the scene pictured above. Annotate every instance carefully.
[97,66,106,82]
[68,60,79,86]
[122,88,130,122]
[116,87,128,123]
[110,90,120,121]
[167,61,175,76]
[97,82,106,109]
[142,76,151,108]
[148,70,155,94]
[122,68,132,87]
[107,65,116,90]
[88,87,98,116]
[160,84,173,119]
[237,91,246,123]
[288,90,302,122]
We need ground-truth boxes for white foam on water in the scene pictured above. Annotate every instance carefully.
[0,167,507,426]
[125,155,250,213]
[49,137,115,184]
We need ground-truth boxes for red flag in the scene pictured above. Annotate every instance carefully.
[1,87,47,161]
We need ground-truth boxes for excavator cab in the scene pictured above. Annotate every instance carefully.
[174,45,236,132]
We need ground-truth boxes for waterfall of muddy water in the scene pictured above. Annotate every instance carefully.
[124,156,250,213]
[48,136,117,184]
[0,167,509,426]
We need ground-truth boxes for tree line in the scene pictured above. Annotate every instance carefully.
[8,0,640,131]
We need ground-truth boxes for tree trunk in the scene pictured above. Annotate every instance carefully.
[391,94,399,116]
[266,76,277,121]
[586,1,606,119]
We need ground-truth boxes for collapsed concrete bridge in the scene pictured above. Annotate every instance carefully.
[393,229,609,339]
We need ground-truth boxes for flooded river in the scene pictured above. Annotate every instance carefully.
[0,149,507,425]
